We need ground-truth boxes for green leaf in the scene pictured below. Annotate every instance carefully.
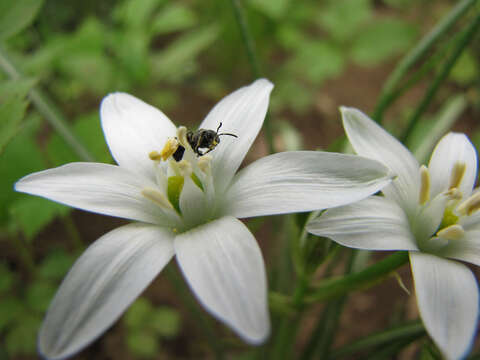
[0,297,24,331]
[151,25,220,82]
[147,307,181,338]
[289,40,345,84]
[0,78,35,154]
[0,263,16,294]
[26,280,56,313]
[39,249,75,281]
[9,196,69,241]
[46,112,111,166]
[114,0,161,29]
[0,0,44,39]
[5,313,41,355]
[449,50,478,85]
[125,297,154,330]
[25,281,56,313]
[0,115,45,225]
[0,94,29,155]
[0,78,36,100]
[151,4,197,35]
[113,30,150,83]
[351,18,418,66]
[126,330,160,358]
[271,79,313,114]
[318,0,372,41]
[248,0,291,19]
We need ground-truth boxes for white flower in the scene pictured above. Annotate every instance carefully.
[16,80,393,360]
[307,107,480,360]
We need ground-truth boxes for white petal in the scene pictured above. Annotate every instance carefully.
[174,216,269,344]
[341,107,420,215]
[411,193,447,245]
[39,223,175,360]
[410,252,479,360]
[428,132,477,198]
[179,177,208,230]
[199,79,273,193]
[307,196,418,251]
[101,93,177,181]
[225,151,393,218]
[15,162,178,226]
[438,230,480,266]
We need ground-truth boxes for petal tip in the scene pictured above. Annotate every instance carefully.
[252,78,274,91]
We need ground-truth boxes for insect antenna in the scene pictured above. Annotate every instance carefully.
[216,122,238,138]
[218,132,238,138]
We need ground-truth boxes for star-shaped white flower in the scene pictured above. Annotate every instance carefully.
[16,80,393,360]
[307,107,480,360]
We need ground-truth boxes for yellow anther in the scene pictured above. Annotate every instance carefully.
[159,138,180,161]
[457,191,480,216]
[141,187,173,209]
[436,224,465,241]
[419,165,430,205]
[177,126,188,148]
[149,151,162,161]
[198,155,212,175]
[446,187,462,200]
[449,162,466,190]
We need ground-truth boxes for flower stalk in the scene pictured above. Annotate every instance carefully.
[373,0,477,123]
[400,14,480,143]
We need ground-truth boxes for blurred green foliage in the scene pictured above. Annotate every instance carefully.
[0,250,75,356]
[0,0,478,358]
[0,0,429,253]
[125,297,181,358]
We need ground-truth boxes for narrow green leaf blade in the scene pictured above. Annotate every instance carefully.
[0,0,44,39]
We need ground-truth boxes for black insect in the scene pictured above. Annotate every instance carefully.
[172,122,237,161]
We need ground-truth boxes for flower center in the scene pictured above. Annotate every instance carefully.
[140,126,213,217]
[417,161,477,243]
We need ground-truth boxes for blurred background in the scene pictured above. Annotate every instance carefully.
[0,0,479,359]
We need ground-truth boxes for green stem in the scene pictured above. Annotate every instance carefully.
[164,265,225,360]
[367,336,420,360]
[0,44,94,162]
[300,250,357,360]
[229,0,275,154]
[271,273,309,360]
[305,251,409,304]
[329,320,424,359]
[372,0,477,123]
[400,14,480,143]
[269,251,410,311]
[229,0,261,78]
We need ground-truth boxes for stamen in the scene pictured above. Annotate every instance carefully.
[457,191,480,216]
[159,138,179,161]
[445,187,462,200]
[419,165,430,205]
[198,155,212,175]
[449,162,466,190]
[177,126,189,148]
[149,151,162,161]
[177,159,192,177]
[436,224,465,240]
[141,187,173,209]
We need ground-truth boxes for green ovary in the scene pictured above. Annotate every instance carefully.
[438,207,459,231]
[168,176,184,214]
[191,173,204,191]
